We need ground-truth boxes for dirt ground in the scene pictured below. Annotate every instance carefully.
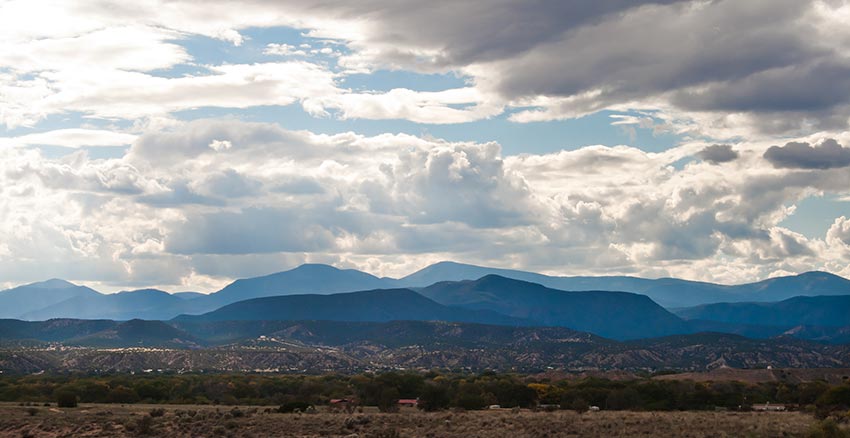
[0,403,823,438]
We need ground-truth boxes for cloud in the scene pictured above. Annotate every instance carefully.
[764,138,850,169]
[2,121,850,289]
[165,207,339,255]
[264,43,308,57]
[304,87,505,124]
[3,0,849,135]
[0,26,188,73]
[4,0,850,291]
[698,144,739,164]
[0,129,137,148]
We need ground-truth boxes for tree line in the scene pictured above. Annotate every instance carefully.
[1,371,849,415]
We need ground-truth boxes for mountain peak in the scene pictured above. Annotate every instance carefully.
[29,279,77,289]
[796,271,844,279]
[289,263,345,273]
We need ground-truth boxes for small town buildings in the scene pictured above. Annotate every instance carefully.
[752,403,786,412]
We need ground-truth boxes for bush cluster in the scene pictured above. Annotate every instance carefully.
[0,371,848,414]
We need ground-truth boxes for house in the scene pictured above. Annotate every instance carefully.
[329,398,357,413]
[330,398,352,404]
[397,399,418,408]
[753,403,786,412]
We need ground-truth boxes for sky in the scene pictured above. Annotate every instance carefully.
[1,0,850,293]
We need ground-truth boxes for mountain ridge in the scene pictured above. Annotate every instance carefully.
[420,275,689,340]
[675,295,850,328]
[175,287,528,327]
[4,263,850,324]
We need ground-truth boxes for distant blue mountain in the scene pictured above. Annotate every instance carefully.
[20,288,196,321]
[201,263,398,308]
[173,292,205,300]
[401,262,850,308]
[0,279,100,319]
[5,262,850,330]
[399,261,654,292]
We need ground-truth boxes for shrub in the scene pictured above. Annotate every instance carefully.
[807,419,850,438]
[278,401,311,413]
[136,416,154,435]
[369,429,401,438]
[26,407,39,416]
[149,408,166,417]
[570,399,589,414]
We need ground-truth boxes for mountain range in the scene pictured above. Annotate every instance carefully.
[2,262,850,343]
[400,262,850,308]
[4,262,850,320]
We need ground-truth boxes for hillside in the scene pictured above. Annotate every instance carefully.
[420,275,689,340]
[2,319,850,373]
[67,319,204,348]
[174,319,608,350]
[0,318,117,342]
[176,288,526,326]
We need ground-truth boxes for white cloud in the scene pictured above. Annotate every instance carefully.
[0,26,189,73]
[3,1,850,290]
[0,129,138,148]
[264,43,307,56]
[2,119,849,291]
[305,87,505,124]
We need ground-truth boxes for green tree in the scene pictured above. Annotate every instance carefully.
[418,382,451,412]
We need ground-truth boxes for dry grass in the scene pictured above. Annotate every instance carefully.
[0,403,825,437]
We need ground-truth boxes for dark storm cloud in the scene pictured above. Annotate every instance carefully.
[764,139,850,170]
[698,144,739,164]
[305,0,848,134]
[309,0,685,67]
[491,0,813,99]
[673,60,850,113]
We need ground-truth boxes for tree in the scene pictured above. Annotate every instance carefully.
[377,387,400,413]
[453,382,488,410]
[55,390,78,408]
[418,382,451,412]
[107,385,140,404]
